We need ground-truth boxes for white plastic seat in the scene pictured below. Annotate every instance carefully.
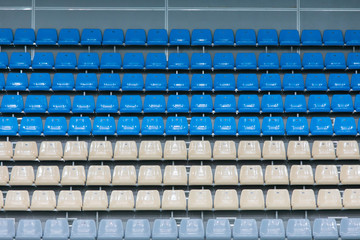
[61,165,86,185]
[0,166,9,185]
[315,165,339,185]
[83,190,108,211]
[262,141,286,160]
[13,141,38,161]
[163,165,187,185]
[312,141,336,160]
[86,165,111,185]
[63,141,88,160]
[88,141,113,161]
[57,190,82,211]
[265,165,289,185]
[213,141,236,160]
[30,190,56,211]
[336,141,360,159]
[188,141,212,160]
[237,141,261,160]
[291,189,316,210]
[0,142,13,160]
[9,166,34,185]
[112,165,137,185]
[266,189,291,210]
[161,190,186,210]
[139,141,162,160]
[113,141,138,160]
[340,165,360,185]
[287,141,311,160]
[38,141,63,160]
[343,189,360,209]
[289,165,314,185]
[35,166,60,185]
[137,165,162,185]
[317,189,342,209]
[239,189,264,210]
[239,165,264,185]
[136,190,160,210]
[189,165,213,185]
[109,190,134,210]
[214,165,238,185]
[188,189,212,210]
[4,190,30,210]
[214,189,239,210]
[164,141,187,160]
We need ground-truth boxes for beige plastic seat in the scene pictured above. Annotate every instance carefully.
[61,165,86,185]
[237,141,261,160]
[136,190,160,210]
[0,166,9,185]
[0,191,3,209]
[38,141,63,160]
[189,165,213,185]
[265,165,289,185]
[214,189,238,210]
[161,190,186,210]
[4,190,30,210]
[35,166,60,185]
[312,141,335,160]
[315,165,339,185]
[112,166,137,185]
[139,141,162,160]
[343,189,360,209]
[213,141,236,160]
[0,142,13,160]
[109,190,134,210]
[289,165,314,185]
[137,165,162,185]
[266,189,291,210]
[340,165,360,185]
[336,141,360,160]
[86,165,111,185]
[287,141,311,160]
[188,189,212,210]
[240,189,264,210]
[188,141,212,160]
[263,141,286,160]
[83,190,108,211]
[30,190,56,211]
[164,141,187,160]
[63,141,88,161]
[214,165,238,185]
[317,189,342,209]
[114,141,138,160]
[163,165,187,185]
[9,166,34,185]
[239,165,264,185]
[291,189,316,210]
[57,190,82,211]
[13,141,38,161]
[88,141,113,161]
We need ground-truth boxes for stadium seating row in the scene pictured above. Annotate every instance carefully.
[1,28,359,46]
[0,140,357,161]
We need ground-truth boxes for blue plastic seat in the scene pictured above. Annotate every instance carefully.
[170,29,190,45]
[24,95,47,113]
[14,28,35,45]
[99,73,121,91]
[0,117,18,136]
[347,52,360,69]
[301,30,322,45]
[52,73,74,91]
[0,52,8,69]
[146,53,166,69]
[16,219,42,240]
[214,29,234,45]
[78,53,99,69]
[238,117,261,135]
[36,28,57,45]
[75,73,98,91]
[43,219,69,240]
[345,30,360,46]
[191,29,212,46]
[310,117,333,135]
[168,74,190,91]
[356,94,360,112]
[32,52,54,69]
[262,117,285,135]
[152,219,177,240]
[179,219,204,240]
[166,116,188,135]
[258,53,279,69]
[308,95,330,112]
[167,95,189,113]
[334,117,357,135]
[122,73,144,91]
[9,52,31,69]
[328,73,350,91]
[284,95,307,112]
[0,74,4,90]
[68,117,91,135]
[238,95,260,113]
[261,95,283,113]
[1,95,24,113]
[58,29,80,45]
[214,117,236,135]
[0,218,15,240]
[29,73,51,91]
[258,29,278,45]
[5,73,28,91]
[191,95,213,113]
[214,53,234,69]
[145,74,167,91]
[260,74,281,91]
[100,53,122,69]
[55,52,77,69]
[283,74,304,91]
[237,74,258,91]
[141,117,164,135]
[323,29,344,46]
[191,74,213,91]
[144,95,166,113]
[98,219,124,240]
[279,30,300,46]
[123,53,144,69]
[44,117,67,136]
[332,94,353,112]
[214,95,236,113]
[125,29,146,45]
[340,218,360,240]
[280,53,301,69]
[206,219,231,240]
[168,53,189,69]
[73,95,95,113]
[125,219,151,240]
[260,219,285,240]
[325,52,346,69]
[81,28,102,45]
[306,74,327,91]
[48,95,71,113]
[191,53,212,69]
[236,53,257,69]
[233,219,258,240]
[19,117,43,136]
[214,74,235,91]
[102,29,124,45]
[286,117,309,135]
[190,117,212,135]
[236,29,256,45]
[313,219,338,240]
[302,53,324,69]
[0,28,13,45]
[147,29,168,45]
[93,117,116,135]
[120,95,142,113]
[71,219,96,240]
[96,95,119,113]
[286,219,312,240]
[117,117,140,135]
